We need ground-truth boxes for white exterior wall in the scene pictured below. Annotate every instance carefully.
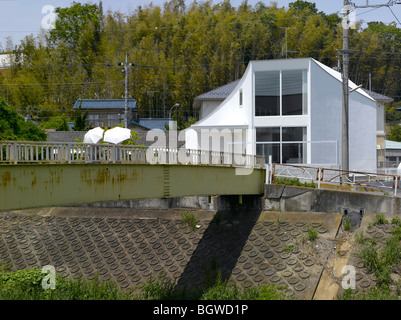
[376,102,385,136]
[310,60,377,170]
[186,58,378,171]
[200,101,221,119]
[348,92,377,171]
[310,61,342,166]
[185,64,253,154]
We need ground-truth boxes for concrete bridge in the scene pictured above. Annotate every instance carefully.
[0,141,266,211]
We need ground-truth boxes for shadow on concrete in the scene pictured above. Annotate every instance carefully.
[174,195,262,297]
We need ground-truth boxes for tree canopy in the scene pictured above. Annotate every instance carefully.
[0,98,46,141]
[0,0,400,131]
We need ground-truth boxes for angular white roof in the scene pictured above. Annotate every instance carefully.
[311,58,376,102]
[191,58,381,129]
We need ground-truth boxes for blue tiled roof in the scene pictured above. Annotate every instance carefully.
[386,140,401,149]
[73,99,137,110]
[131,118,171,131]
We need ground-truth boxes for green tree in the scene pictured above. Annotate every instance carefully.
[73,104,88,131]
[0,98,46,141]
[49,1,102,48]
[289,0,318,13]
[388,125,401,142]
[40,115,70,131]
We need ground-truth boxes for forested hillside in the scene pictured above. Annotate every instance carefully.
[1,0,401,126]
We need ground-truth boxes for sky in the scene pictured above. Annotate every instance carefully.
[1,0,401,50]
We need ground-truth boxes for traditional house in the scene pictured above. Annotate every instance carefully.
[73,99,137,128]
[185,58,391,171]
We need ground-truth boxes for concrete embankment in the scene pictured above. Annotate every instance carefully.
[264,184,401,215]
[0,185,400,300]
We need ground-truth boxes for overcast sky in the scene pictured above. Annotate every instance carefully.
[1,0,400,50]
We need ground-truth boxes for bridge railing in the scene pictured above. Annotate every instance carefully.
[269,163,400,196]
[0,141,265,169]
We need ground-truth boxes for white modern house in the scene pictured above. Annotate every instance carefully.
[185,58,391,171]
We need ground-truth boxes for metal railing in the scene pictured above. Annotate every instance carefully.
[268,163,400,196]
[0,141,265,169]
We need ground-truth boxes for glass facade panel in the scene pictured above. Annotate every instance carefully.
[256,127,280,142]
[282,70,307,115]
[255,71,280,116]
[256,127,307,164]
[256,144,280,163]
[282,127,306,141]
[255,69,307,116]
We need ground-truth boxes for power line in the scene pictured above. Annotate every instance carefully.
[389,6,401,24]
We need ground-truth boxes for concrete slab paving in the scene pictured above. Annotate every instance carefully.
[336,212,401,298]
[0,208,343,299]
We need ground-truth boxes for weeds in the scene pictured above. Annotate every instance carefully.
[274,177,315,188]
[284,244,298,253]
[343,216,352,231]
[0,269,132,300]
[181,210,199,231]
[357,226,401,289]
[391,216,401,225]
[369,214,389,228]
[0,262,291,300]
[307,227,318,242]
[338,287,401,300]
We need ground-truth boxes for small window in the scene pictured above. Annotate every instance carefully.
[239,89,243,106]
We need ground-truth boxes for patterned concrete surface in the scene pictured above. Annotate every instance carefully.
[336,213,401,296]
[0,208,343,299]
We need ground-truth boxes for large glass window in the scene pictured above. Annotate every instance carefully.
[255,69,307,116]
[256,127,280,163]
[282,127,307,164]
[255,71,280,116]
[256,127,307,164]
[282,70,307,115]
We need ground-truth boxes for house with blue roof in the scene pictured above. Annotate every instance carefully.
[384,140,401,168]
[73,99,137,128]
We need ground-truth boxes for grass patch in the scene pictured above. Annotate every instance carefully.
[284,244,298,253]
[274,177,315,188]
[368,213,389,228]
[338,287,401,300]
[343,216,352,231]
[356,220,401,289]
[0,264,291,300]
[0,266,132,300]
[307,227,318,242]
[181,210,199,231]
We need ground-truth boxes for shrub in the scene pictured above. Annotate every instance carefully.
[274,177,315,188]
[181,210,199,231]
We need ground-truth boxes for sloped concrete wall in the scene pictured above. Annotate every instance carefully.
[264,184,401,214]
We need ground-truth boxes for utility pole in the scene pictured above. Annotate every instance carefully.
[342,0,351,173]
[341,0,400,173]
[118,54,134,128]
[280,27,296,59]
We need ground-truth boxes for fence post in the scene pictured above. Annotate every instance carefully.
[395,176,398,197]
[318,167,321,189]
[268,155,272,184]
[13,141,17,164]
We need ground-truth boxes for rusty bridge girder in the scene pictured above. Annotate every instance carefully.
[0,163,265,212]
